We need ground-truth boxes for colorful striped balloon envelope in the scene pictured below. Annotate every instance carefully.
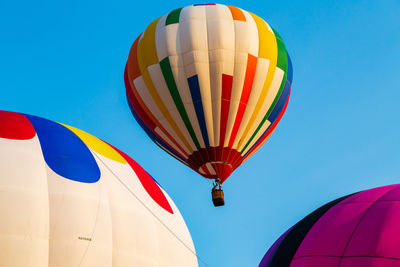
[125,4,293,183]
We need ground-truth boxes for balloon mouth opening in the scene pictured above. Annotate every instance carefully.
[198,161,233,182]
[198,161,233,173]
[187,147,243,182]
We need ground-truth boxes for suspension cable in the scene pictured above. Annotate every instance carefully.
[93,153,209,267]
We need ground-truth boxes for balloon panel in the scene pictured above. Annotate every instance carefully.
[125,4,293,182]
[0,110,198,267]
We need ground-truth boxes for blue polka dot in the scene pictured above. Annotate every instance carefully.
[25,114,100,183]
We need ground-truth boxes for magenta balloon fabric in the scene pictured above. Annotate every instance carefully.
[259,227,293,267]
[260,184,400,266]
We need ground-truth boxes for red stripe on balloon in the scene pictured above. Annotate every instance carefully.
[200,165,211,176]
[125,37,158,131]
[125,70,188,161]
[125,69,156,130]
[215,146,224,164]
[109,143,174,214]
[0,110,36,140]
[228,54,258,147]
[125,41,189,160]
[219,74,233,146]
[214,163,233,183]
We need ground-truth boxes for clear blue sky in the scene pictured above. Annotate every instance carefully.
[1,0,400,266]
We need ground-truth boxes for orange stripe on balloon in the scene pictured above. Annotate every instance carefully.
[227,5,246,21]
[234,13,278,150]
[228,54,258,147]
[126,35,142,80]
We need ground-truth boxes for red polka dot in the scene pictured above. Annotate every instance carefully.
[0,111,36,140]
[108,144,173,214]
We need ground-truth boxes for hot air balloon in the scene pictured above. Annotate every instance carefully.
[259,184,400,267]
[124,4,293,206]
[0,110,198,267]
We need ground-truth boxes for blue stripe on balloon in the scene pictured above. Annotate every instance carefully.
[126,93,186,162]
[287,53,293,85]
[243,81,291,158]
[268,81,290,125]
[187,75,210,147]
[24,114,100,183]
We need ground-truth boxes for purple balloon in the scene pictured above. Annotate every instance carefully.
[260,184,400,266]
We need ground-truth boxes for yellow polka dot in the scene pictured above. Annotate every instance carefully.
[61,124,126,164]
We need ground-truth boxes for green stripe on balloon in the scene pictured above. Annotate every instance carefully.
[240,69,287,154]
[159,57,201,150]
[241,30,289,154]
[166,8,183,25]
[265,29,289,120]
[273,28,288,71]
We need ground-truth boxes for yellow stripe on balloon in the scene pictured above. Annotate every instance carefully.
[249,13,276,59]
[235,12,278,149]
[139,18,159,64]
[137,17,194,153]
[61,124,127,164]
